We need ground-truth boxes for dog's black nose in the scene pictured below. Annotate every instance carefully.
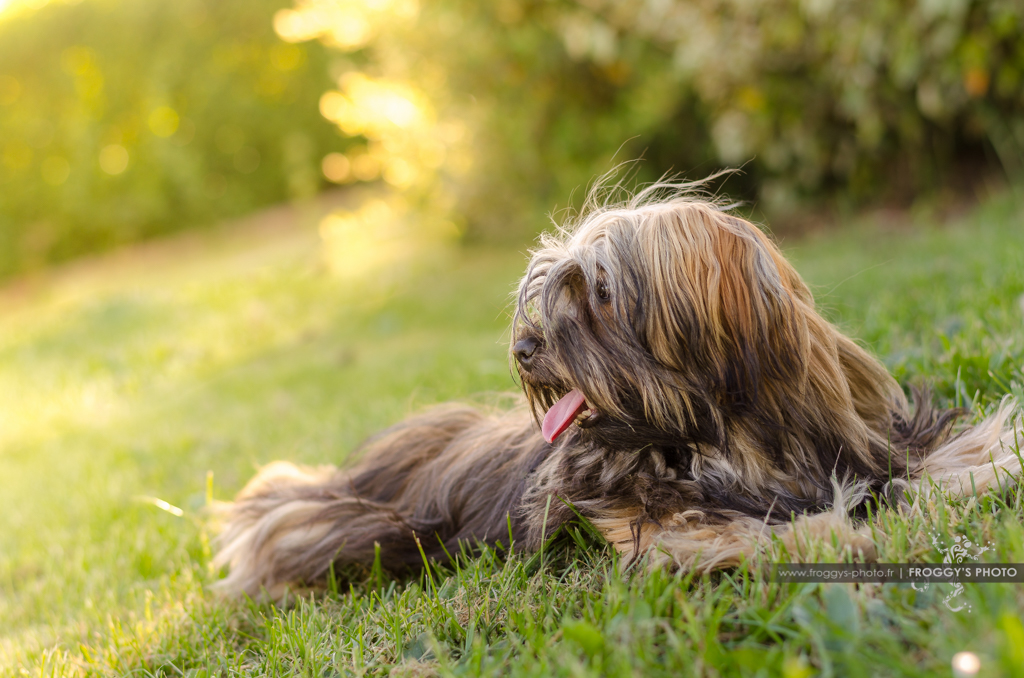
[513,337,541,368]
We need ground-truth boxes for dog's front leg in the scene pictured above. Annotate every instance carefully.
[589,484,876,574]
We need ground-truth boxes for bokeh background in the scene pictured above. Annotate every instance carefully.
[1,0,1022,276]
[2,0,1024,674]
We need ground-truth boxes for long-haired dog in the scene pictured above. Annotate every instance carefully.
[213,183,1022,598]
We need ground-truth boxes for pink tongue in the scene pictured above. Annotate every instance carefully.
[542,388,587,443]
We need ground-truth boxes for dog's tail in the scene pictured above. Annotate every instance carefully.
[914,396,1024,498]
[210,461,421,599]
[211,404,551,599]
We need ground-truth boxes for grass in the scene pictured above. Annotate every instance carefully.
[1,189,1023,676]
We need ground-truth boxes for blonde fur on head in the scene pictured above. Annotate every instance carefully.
[213,180,1023,599]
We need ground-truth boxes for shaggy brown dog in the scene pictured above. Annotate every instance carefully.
[213,184,1022,598]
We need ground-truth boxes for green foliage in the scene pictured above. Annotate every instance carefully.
[0,0,344,277]
[4,0,1022,273]
[292,0,718,239]
[297,0,1024,236]
[580,0,1024,205]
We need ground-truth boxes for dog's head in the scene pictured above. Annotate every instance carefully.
[512,185,831,453]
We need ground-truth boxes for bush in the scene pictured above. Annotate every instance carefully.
[285,0,1024,235]
[589,0,1024,206]
[0,0,344,277]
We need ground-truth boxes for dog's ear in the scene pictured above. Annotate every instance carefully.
[638,205,811,407]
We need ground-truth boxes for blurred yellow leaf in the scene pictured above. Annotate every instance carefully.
[321,152,351,183]
[963,68,990,98]
[99,145,129,175]
[148,106,180,138]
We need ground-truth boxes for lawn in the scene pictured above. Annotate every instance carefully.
[1,189,1023,676]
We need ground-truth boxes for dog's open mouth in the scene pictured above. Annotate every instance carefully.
[542,388,601,443]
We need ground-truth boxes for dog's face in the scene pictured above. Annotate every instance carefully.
[512,197,818,452]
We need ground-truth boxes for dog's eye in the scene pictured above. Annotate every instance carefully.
[596,280,611,302]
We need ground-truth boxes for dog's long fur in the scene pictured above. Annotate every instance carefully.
[213,183,1022,598]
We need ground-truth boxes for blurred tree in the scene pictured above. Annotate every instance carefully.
[2,0,1021,275]
[281,0,1023,237]
[0,0,346,277]
[577,0,1024,209]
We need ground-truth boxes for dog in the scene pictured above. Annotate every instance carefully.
[213,182,1022,598]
